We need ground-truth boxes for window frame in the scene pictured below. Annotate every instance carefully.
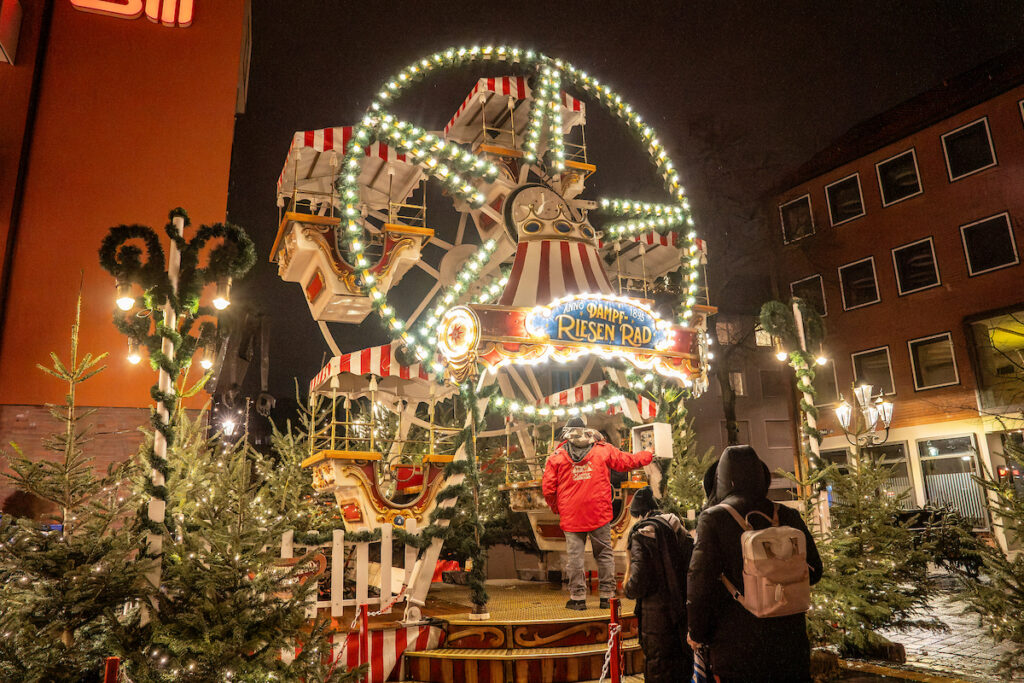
[941,116,997,182]
[824,172,865,226]
[1019,98,1024,128]
[960,211,1020,276]
[875,148,923,207]
[907,331,960,391]
[778,193,815,244]
[851,345,896,396]
[838,256,881,311]
[790,273,827,317]
[728,371,747,397]
[891,236,941,296]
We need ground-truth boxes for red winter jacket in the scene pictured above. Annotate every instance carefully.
[542,441,653,532]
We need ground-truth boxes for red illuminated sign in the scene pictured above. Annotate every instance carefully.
[71,0,193,28]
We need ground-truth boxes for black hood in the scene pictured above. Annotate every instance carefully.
[702,459,720,508]
[715,445,770,502]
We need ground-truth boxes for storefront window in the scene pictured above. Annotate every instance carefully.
[968,308,1024,412]
[864,442,915,509]
[916,435,987,528]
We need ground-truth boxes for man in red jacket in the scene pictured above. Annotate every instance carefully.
[543,417,654,610]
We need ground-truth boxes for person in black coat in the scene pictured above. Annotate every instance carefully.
[624,486,694,683]
[686,445,823,683]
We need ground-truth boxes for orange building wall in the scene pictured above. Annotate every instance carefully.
[776,86,1024,432]
[0,0,246,408]
[0,1,46,309]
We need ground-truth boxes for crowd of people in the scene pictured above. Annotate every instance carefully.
[543,418,823,683]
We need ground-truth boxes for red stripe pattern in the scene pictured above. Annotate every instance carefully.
[309,342,429,394]
[498,240,614,306]
[334,625,445,683]
[277,126,409,195]
[598,232,681,249]
[538,380,658,419]
[443,76,584,136]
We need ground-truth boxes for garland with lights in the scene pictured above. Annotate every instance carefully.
[98,208,256,538]
[328,46,702,389]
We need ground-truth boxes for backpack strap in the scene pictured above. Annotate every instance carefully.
[745,502,780,528]
[718,503,753,531]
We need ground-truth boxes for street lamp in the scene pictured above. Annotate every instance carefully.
[835,383,894,448]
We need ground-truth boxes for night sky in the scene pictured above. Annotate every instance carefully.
[225,0,1023,402]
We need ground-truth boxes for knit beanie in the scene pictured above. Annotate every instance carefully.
[629,485,659,517]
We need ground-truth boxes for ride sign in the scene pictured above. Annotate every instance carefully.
[525,294,673,352]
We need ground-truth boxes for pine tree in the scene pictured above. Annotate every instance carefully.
[807,455,944,655]
[0,294,151,682]
[661,387,717,518]
[120,411,358,682]
[955,434,1024,675]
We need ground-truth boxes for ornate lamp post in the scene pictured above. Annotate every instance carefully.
[835,383,894,454]
[99,208,255,612]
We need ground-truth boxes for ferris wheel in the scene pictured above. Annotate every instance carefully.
[270,47,712,470]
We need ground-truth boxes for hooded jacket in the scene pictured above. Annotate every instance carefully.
[625,512,694,683]
[542,441,653,532]
[687,446,823,682]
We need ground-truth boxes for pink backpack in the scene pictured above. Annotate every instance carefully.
[718,503,810,618]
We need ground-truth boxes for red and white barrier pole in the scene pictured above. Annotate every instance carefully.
[103,657,119,683]
[359,603,370,681]
[609,597,621,683]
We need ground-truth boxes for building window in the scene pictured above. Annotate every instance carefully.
[908,332,959,390]
[729,371,746,396]
[812,358,839,406]
[891,237,940,295]
[779,194,814,243]
[941,117,996,181]
[960,212,1019,276]
[716,319,744,345]
[875,149,922,206]
[790,274,827,316]
[754,323,773,347]
[720,420,751,447]
[838,257,880,310]
[863,442,916,509]
[824,173,865,226]
[968,307,1024,412]
[759,369,789,399]
[851,346,895,395]
[764,420,794,449]
[917,435,987,528]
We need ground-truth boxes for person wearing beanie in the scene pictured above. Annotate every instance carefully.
[542,416,654,610]
[624,485,694,682]
[686,445,823,682]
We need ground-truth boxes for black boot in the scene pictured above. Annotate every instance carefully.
[565,598,587,611]
[599,597,610,609]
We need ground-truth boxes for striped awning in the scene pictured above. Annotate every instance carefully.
[443,76,585,139]
[276,126,415,208]
[539,380,658,419]
[598,232,681,249]
[498,240,615,307]
[308,342,454,403]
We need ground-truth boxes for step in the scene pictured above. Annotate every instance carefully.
[403,638,643,683]
[443,616,638,650]
[403,677,645,683]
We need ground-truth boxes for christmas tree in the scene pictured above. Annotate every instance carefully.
[0,295,151,682]
[954,433,1024,675]
[119,410,357,682]
[807,455,944,655]
[660,387,717,517]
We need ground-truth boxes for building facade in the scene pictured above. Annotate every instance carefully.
[0,0,249,509]
[774,50,1024,531]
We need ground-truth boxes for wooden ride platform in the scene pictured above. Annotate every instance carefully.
[396,580,644,683]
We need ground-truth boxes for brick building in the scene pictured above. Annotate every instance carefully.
[774,49,1024,532]
[0,1,250,509]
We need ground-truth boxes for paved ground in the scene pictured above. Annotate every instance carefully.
[867,578,1022,682]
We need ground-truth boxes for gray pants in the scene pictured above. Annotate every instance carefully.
[564,523,615,600]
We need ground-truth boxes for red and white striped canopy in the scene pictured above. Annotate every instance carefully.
[598,231,682,249]
[499,240,615,306]
[444,76,586,140]
[309,342,453,402]
[277,126,418,211]
[539,380,658,419]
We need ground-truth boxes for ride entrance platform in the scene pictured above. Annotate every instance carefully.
[343,579,643,683]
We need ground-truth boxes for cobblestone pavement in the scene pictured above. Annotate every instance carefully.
[871,583,1022,682]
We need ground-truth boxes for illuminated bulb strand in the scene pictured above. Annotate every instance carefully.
[539,67,566,171]
[522,67,553,164]
[599,198,689,219]
[335,45,700,358]
[603,210,690,238]
[492,389,638,422]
